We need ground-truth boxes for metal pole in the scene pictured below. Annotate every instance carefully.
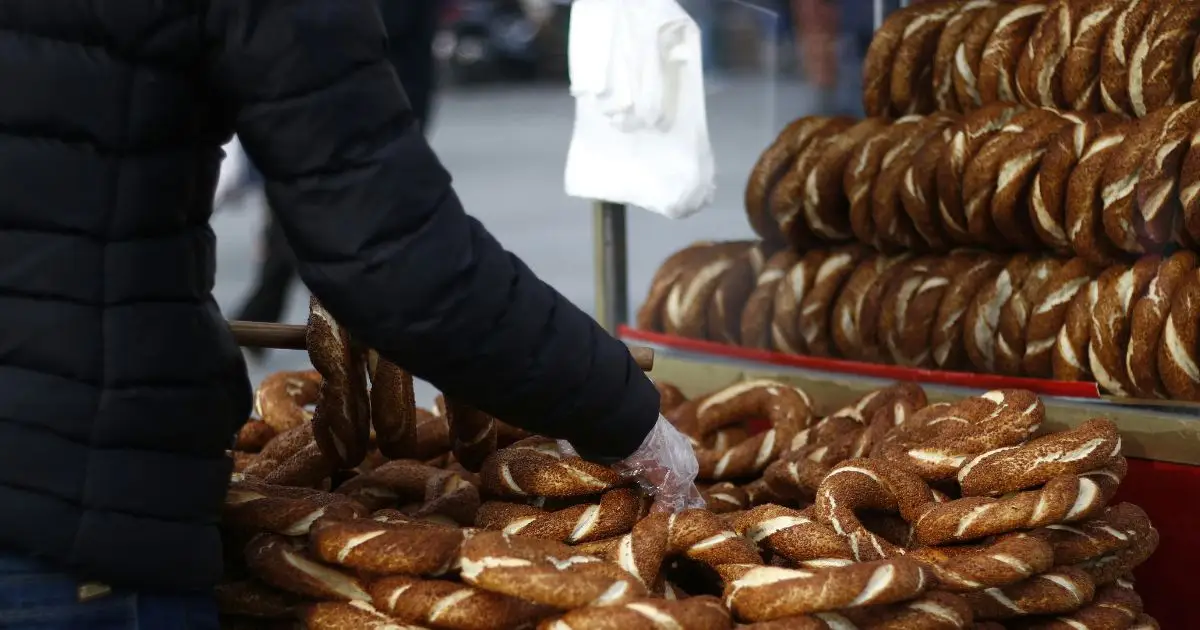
[592,201,629,332]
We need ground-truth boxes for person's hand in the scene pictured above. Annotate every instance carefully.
[611,415,705,513]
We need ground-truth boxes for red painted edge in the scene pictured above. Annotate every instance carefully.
[619,326,1102,399]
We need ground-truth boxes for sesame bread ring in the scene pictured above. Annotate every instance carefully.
[664,242,754,339]
[1157,270,1200,400]
[802,119,890,242]
[1032,115,1119,254]
[897,256,971,367]
[1016,1,1069,108]
[308,516,466,577]
[540,596,732,630]
[814,459,939,561]
[708,244,771,345]
[224,479,368,536]
[255,370,321,434]
[875,115,958,253]
[1130,614,1161,630]
[655,381,687,415]
[246,423,336,490]
[1090,257,1161,396]
[865,5,927,117]
[992,115,1081,250]
[366,351,418,461]
[877,389,1046,482]
[335,459,480,524]
[694,380,814,480]
[307,297,372,469]
[731,504,855,567]
[913,459,1127,546]
[964,254,1035,373]
[474,488,647,544]
[932,253,1005,370]
[957,418,1122,496]
[962,109,1062,248]
[245,533,371,602]
[236,420,277,453]
[1099,0,1158,116]
[1031,502,1153,566]
[996,258,1063,376]
[876,257,938,366]
[1066,125,1130,267]
[1012,578,1143,630]
[1057,0,1121,111]
[1178,125,1200,245]
[849,117,925,250]
[700,482,751,514]
[461,531,647,609]
[936,1,1005,112]
[304,601,425,630]
[370,575,553,630]
[1051,273,1103,383]
[749,591,975,630]
[1127,251,1198,397]
[937,104,1024,246]
[637,241,719,332]
[741,251,799,350]
[772,251,827,355]
[1132,3,1200,117]
[1134,117,1199,253]
[479,438,623,499]
[832,254,911,361]
[890,2,959,115]
[878,258,953,367]
[1077,527,1159,587]
[954,5,1015,110]
[443,398,498,473]
[747,118,841,245]
[901,122,956,251]
[214,579,303,620]
[798,246,870,357]
[774,120,856,250]
[1101,107,1200,255]
[720,558,932,622]
[606,510,762,592]
[911,534,1055,593]
[977,3,1048,106]
[1024,258,1098,378]
[963,567,1097,621]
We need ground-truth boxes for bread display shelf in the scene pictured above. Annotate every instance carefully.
[621,325,1200,467]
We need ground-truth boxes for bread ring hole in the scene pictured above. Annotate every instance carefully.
[661,557,723,597]
[858,511,915,549]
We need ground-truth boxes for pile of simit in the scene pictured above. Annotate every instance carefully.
[219,307,1162,630]
[638,241,1200,400]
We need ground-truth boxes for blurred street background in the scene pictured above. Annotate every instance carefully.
[216,0,876,404]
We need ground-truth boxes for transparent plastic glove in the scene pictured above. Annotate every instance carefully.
[562,415,704,513]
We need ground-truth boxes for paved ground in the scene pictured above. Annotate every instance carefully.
[213,78,821,405]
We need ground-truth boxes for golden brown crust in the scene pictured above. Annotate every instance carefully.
[1134,2,1200,117]
[831,254,911,361]
[1090,256,1161,396]
[848,118,922,250]
[663,242,753,338]
[797,246,869,358]
[964,254,1035,373]
[771,251,828,355]
[1018,0,1071,108]
[901,123,956,251]
[1032,115,1115,254]
[636,241,720,332]
[1066,125,1131,266]
[708,244,771,345]
[996,257,1062,376]
[772,119,856,250]
[874,115,957,253]
[1157,270,1200,401]
[1128,251,1198,398]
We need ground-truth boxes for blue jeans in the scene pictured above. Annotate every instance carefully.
[0,554,218,629]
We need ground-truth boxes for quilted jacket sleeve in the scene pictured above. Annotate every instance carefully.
[203,0,658,459]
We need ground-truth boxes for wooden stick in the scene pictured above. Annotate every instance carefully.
[228,320,655,371]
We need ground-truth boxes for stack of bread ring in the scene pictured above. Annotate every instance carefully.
[637,242,1200,400]
[864,0,1200,119]
[222,314,1163,630]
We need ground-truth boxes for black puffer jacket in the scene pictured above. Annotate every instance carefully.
[0,0,658,592]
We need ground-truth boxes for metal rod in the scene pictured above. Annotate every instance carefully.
[592,201,630,333]
[228,320,655,371]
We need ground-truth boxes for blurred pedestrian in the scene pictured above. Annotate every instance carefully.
[234,0,442,357]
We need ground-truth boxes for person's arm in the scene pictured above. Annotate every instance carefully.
[203,0,657,460]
